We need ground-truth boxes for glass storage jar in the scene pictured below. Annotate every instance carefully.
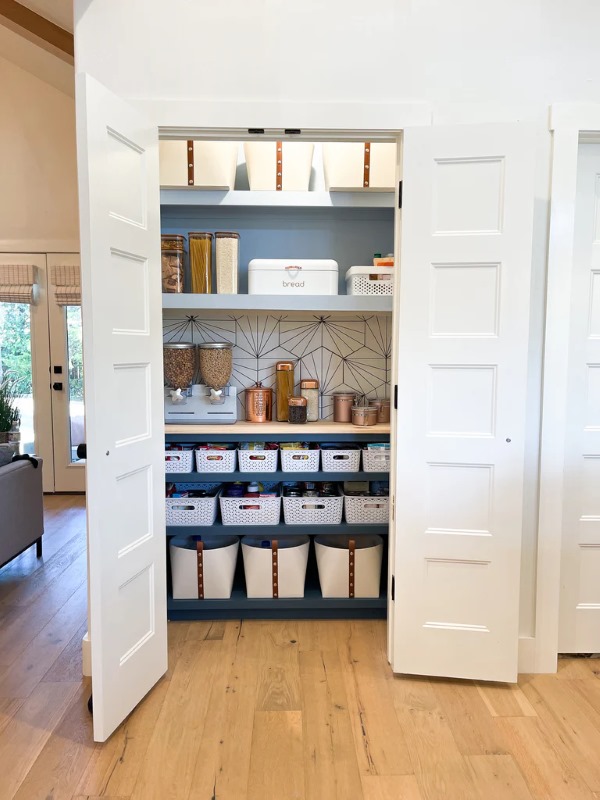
[161,234,185,293]
[215,231,239,294]
[288,396,308,424]
[189,232,213,293]
[198,341,233,389]
[163,342,196,390]
[300,378,319,422]
[276,360,295,422]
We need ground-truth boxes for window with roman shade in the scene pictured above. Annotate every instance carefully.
[50,264,81,306]
[0,264,36,304]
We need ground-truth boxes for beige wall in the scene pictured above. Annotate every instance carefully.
[0,54,78,250]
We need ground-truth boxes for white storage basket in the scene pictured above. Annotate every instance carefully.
[195,447,237,473]
[165,449,194,473]
[237,448,279,473]
[315,535,383,598]
[159,140,239,189]
[282,488,343,526]
[165,484,221,527]
[281,447,320,473]
[220,483,281,526]
[242,535,309,598]
[244,141,314,191]
[320,446,361,472]
[344,494,390,525]
[322,142,396,191]
[362,448,391,473]
[169,535,239,599]
[346,266,394,296]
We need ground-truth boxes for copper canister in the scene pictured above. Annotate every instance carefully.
[333,392,357,423]
[369,398,391,424]
[351,405,378,427]
[245,382,273,423]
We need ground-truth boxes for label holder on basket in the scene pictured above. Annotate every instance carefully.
[349,538,356,598]
[196,539,204,599]
[272,539,279,597]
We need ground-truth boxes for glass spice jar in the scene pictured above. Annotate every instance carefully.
[300,378,319,422]
[161,234,185,293]
[215,231,239,294]
[189,232,213,293]
[276,360,295,422]
[288,395,308,424]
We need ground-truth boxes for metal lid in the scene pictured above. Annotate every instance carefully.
[163,342,195,349]
[300,379,319,389]
[288,395,307,407]
[198,341,233,349]
[246,381,272,394]
[334,392,357,399]
[276,360,294,371]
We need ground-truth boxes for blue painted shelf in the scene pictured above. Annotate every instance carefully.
[166,522,389,538]
[167,470,390,483]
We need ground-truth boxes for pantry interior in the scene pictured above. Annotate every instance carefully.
[159,133,399,621]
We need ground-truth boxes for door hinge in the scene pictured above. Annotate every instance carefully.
[398,181,403,209]
[391,575,395,602]
[394,384,398,410]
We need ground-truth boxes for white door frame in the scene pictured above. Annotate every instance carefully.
[535,104,600,672]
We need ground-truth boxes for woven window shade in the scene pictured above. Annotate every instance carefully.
[51,264,81,306]
[0,264,35,304]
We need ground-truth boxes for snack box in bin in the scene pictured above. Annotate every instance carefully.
[248,259,338,296]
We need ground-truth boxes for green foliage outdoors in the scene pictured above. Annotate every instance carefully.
[0,374,21,432]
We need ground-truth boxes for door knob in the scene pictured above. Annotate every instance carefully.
[52,382,63,391]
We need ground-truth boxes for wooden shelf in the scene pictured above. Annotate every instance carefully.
[167,470,390,483]
[166,522,389,537]
[162,293,393,314]
[160,189,395,209]
[165,420,390,436]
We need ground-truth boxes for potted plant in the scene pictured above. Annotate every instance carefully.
[0,375,21,447]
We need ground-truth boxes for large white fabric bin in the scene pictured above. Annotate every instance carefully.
[170,535,239,599]
[322,142,396,191]
[244,141,314,191]
[315,535,383,598]
[159,140,239,189]
[241,535,309,598]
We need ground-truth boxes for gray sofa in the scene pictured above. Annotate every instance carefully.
[0,457,44,568]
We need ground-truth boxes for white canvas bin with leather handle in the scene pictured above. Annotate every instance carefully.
[169,535,239,599]
[315,535,383,598]
[241,535,309,598]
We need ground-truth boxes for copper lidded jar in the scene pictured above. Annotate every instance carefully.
[333,392,357,423]
[300,378,319,422]
[245,382,273,423]
[369,398,391,424]
[276,360,295,422]
[351,405,378,427]
[288,395,308,424]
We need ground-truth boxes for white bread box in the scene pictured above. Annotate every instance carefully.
[244,142,314,191]
[322,142,396,191]
[159,140,239,189]
[248,259,338,295]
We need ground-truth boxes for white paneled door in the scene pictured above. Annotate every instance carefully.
[76,74,167,741]
[558,143,600,653]
[392,125,535,682]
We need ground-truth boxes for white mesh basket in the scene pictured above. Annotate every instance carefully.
[165,483,221,526]
[280,448,320,472]
[344,494,390,525]
[220,483,281,526]
[346,266,394,296]
[237,448,279,473]
[165,449,194,473]
[283,488,343,525]
[195,448,237,473]
[320,447,360,472]
[362,448,391,472]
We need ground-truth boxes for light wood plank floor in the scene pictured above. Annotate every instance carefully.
[0,495,598,800]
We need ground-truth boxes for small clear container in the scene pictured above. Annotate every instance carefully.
[215,231,239,294]
[288,396,308,424]
[300,378,319,422]
[161,234,185,293]
[189,232,213,293]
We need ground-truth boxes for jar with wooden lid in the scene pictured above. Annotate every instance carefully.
[276,360,295,422]
[300,378,319,422]
[288,395,308,424]
[161,234,185,293]
[215,232,239,294]
[333,392,357,423]
[189,232,213,293]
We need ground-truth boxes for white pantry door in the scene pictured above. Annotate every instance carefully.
[76,74,167,741]
[392,124,535,682]
[558,143,600,653]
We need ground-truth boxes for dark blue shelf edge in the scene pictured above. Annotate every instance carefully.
[167,471,389,483]
[166,432,390,444]
[166,523,389,537]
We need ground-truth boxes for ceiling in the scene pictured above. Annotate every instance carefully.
[16,0,73,32]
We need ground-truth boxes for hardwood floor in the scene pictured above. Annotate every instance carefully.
[0,494,599,799]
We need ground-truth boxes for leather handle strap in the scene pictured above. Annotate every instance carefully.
[187,140,194,186]
[272,539,279,598]
[276,141,283,191]
[363,142,371,188]
[349,538,356,598]
[196,540,204,599]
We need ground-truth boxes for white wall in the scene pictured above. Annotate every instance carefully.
[0,55,79,251]
[74,0,600,647]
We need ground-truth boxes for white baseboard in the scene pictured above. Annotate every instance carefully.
[82,631,92,677]
[518,635,537,674]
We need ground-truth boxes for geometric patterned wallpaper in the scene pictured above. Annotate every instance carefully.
[163,312,391,419]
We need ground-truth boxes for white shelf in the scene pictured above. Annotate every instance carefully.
[165,420,391,436]
[162,294,393,313]
[160,189,395,209]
